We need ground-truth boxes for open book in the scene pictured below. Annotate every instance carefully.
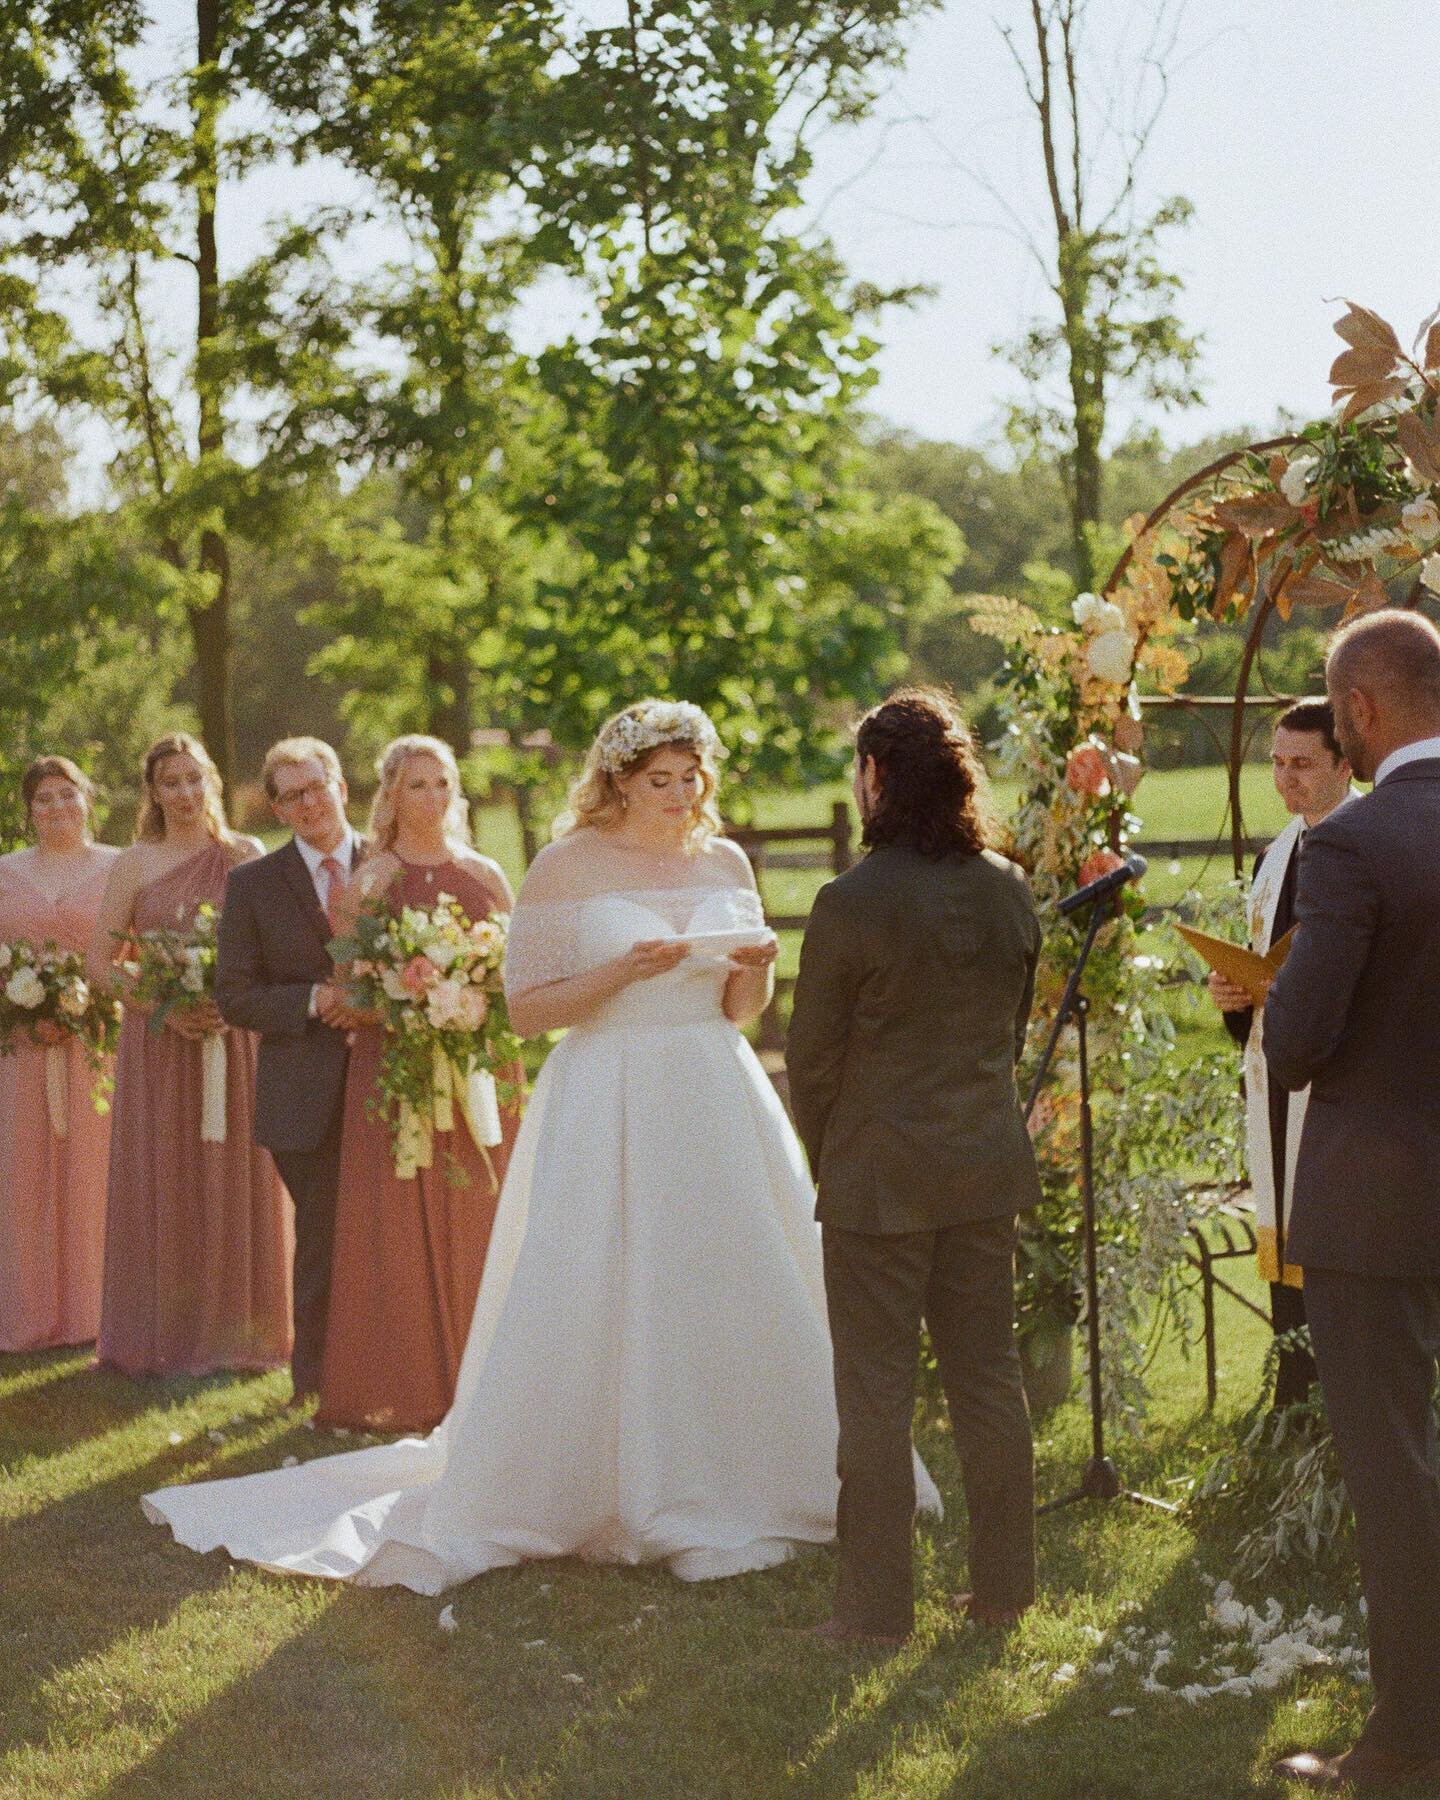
[1173,923,1297,1008]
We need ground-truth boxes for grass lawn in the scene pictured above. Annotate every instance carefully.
[0,1264,1389,1798]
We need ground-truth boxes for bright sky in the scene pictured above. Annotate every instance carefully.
[803,0,1440,449]
[63,0,1440,481]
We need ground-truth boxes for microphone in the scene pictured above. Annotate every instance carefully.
[1055,853,1148,917]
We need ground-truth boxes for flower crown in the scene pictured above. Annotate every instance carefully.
[596,701,726,775]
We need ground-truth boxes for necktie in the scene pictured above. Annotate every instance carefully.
[319,856,345,935]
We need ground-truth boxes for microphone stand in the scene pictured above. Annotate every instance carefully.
[1025,887,1175,1516]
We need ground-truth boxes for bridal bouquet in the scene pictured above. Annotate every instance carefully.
[120,902,228,1142]
[0,939,121,1134]
[332,893,520,1184]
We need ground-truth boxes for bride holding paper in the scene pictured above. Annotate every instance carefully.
[143,699,937,1588]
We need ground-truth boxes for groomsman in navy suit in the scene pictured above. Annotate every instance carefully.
[215,737,364,1403]
[1267,612,1440,1791]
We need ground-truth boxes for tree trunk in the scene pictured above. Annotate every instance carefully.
[425,647,472,757]
[190,0,236,793]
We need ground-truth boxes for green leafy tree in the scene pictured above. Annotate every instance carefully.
[0,1,358,788]
[501,0,955,786]
[245,1,565,758]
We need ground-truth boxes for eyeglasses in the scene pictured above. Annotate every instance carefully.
[275,778,336,808]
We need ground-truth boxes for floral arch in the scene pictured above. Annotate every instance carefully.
[974,299,1440,909]
[972,301,1440,1428]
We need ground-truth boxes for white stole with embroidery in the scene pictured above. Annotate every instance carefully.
[1243,814,1307,1288]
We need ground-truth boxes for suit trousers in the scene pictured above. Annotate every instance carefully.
[822,1215,1035,1637]
[1305,1268,1440,1758]
[272,1105,345,1400]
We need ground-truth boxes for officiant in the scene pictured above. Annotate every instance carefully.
[1206,699,1353,1408]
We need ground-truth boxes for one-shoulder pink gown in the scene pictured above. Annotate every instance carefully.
[97,842,294,1376]
[0,855,115,1350]
[316,857,522,1433]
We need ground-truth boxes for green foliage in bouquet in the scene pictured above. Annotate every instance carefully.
[120,903,219,1034]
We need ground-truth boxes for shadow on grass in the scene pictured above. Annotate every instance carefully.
[0,1391,316,1761]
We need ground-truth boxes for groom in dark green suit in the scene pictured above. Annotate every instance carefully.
[787,688,1042,1645]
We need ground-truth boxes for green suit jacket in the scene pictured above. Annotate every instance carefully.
[786,843,1043,1233]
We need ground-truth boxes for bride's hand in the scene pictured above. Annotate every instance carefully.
[618,938,690,984]
[727,936,778,970]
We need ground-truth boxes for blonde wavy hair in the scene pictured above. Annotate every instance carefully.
[554,701,724,849]
[366,734,473,853]
[135,732,231,844]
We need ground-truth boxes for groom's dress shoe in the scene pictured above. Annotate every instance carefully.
[1276,1745,1440,1790]
[805,1617,908,1650]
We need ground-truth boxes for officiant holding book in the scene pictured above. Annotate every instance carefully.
[1205,699,1353,1408]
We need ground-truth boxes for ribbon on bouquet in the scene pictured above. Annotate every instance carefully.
[200,1033,228,1144]
[393,1049,503,1187]
[44,1043,68,1140]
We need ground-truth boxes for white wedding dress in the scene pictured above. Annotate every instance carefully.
[142,839,939,1590]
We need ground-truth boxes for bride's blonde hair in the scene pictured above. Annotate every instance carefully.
[554,701,725,850]
[366,735,474,853]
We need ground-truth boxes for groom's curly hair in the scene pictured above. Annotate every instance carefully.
[855,688,998,859]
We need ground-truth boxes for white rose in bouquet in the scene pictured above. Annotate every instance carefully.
[1402,496,1440,543]
[424,939,462,973]
[1279,456,1318,506]
[1086,629,1136,686]
[381,967,413,1002]
[5,966,46,1009]
[425,979,467,1028]
[454,986,490,1031]
[1422,553,1440,596]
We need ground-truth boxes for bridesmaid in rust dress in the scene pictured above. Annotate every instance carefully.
[88,733,293,1376]
[317,734,522,1434]
[0,758,120,1350]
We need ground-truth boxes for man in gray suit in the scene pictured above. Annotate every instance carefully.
[216,737,364,1403]
[1266,611,1440,1791]
[787,688,1042,1646]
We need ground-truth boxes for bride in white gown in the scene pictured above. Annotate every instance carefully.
[142,700,938,1591]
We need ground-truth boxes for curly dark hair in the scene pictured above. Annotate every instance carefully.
[855,688,997,858]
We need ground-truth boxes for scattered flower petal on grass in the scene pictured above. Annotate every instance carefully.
[563,1673,584,1685]
[437,1604,458,1633]
[281,1456,299,1468]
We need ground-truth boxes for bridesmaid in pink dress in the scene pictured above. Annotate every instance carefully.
[317,735,522,1433]
[0,758,120,1350]
[88,733,293,1376]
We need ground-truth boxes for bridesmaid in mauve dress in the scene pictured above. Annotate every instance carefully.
[317,734,522,1434]
[0,757,120,1351]
[88,733,293,1376]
